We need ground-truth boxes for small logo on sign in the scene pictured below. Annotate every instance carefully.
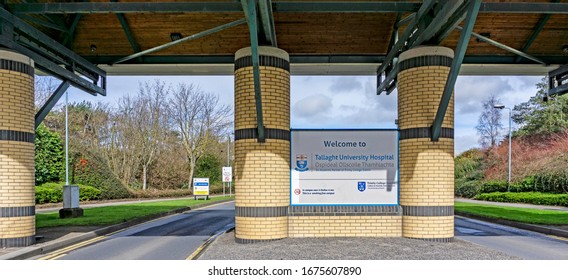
[295,154,309,172]
[294,189,301,195]
[358,182,366,192]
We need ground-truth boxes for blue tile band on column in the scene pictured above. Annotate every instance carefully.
[288,205,402,216]
[235,206,288,217]
[0,59,34,76]
[235,237,284,244]
[0,206,35,217]
[402,205,454,216]
[234,55,290,72]
[0,130,35,143]
[399,55,453,72]
[408,237,454,243]
[0,236,35,247]
[399,127,453,140]
[235,128,290,141]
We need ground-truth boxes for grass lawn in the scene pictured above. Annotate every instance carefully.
[36,196,233,228]
[455,202,568,225]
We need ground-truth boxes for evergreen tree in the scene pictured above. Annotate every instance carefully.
[512,77,568,136]
[35,124,65,185]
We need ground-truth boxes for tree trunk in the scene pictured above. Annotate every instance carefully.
[142,165,147,191]
[188,164,195,190]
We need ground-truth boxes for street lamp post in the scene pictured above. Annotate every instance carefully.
[494,104,512,192]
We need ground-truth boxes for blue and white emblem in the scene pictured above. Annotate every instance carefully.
[295,154,309,172]
[357,181,366,192]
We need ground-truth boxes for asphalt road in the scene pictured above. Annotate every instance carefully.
[455,216,568,259]
[32,203,568,260]
[42,201,235,260]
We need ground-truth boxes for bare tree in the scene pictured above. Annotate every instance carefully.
[34,76,61,110]
[168,83,232,187]
[106,80,169,190]
[135,80,169,191]
[105,95,142,187]
[476,94,504,148]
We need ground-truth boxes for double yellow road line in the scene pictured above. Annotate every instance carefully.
[38,236,107,260]
[38,200,235,260]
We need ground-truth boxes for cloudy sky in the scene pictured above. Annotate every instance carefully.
[65,74,543,155]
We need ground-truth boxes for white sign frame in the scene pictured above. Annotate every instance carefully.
[222,167,232,183]
[290,129,399,206]
[193,178,210,196]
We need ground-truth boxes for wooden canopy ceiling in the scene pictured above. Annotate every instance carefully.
[2,1,567,141]
[3,0,567,68]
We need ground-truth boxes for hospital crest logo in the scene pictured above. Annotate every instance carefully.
[358,181,366,192]
[295,154,309,172]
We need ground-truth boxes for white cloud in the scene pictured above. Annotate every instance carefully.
[293,94,333,119]
[63,74,545,155]
[328,76,363,93]
[291,76,397,128]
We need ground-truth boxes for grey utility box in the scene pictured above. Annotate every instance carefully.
[63,185,80,208]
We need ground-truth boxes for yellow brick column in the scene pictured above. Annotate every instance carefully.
[234,46,290,243]
[397,46,455,242]
[0,49,36,247]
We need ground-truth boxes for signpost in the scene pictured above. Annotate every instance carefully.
[222,166,232,196]
[193,178,210,200]
[291,129,398,205]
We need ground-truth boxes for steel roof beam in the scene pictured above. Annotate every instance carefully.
[258,0,277,47]
[0,8,104,78]
[17,14,69,33]
[432,1,469,44]
[111,0,140,53]
[9,2,244,14]
[35,80,70,129]
[480,2,568,14]
[515,14,551,63]
[274,2,420,13]
[456,26,547,65]
[79,54,567,66]
[13,44,105,96]
[116,13,140,53]
[8,2,568,14]
[514,0,559,63]
[376,0,435,94]
[241,0,265,142]
[112,18,246,64]
[378,13,401,95]
[62,14,81,47]
[8,2,418,14]
[396,13,415,28]
[432,0,481,141]
[409,0,465,48]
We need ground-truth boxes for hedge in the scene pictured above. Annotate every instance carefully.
[71,150,131,200]
[474,192,568,207]
[455,179,482,198]
[35,183,102,204]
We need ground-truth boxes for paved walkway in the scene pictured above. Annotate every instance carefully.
[455,198,568,211]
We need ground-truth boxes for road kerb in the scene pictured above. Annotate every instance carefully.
[0,199,234,260]
[455,212,568,239]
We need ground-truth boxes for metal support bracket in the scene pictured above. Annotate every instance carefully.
[258,0,277,47]
[0,7,106,96]
[35,80,70,129]
[113,18,246,64]
[548,64,568,97]
[242,0,265,142]
[431,0,481,141]
[376,0,435,95]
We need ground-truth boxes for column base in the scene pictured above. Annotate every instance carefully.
[59,208,84,219]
